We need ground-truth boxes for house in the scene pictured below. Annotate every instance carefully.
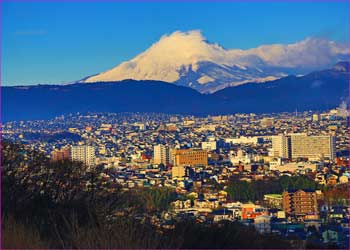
[241,203,268,220]
[212,209,234,222]
[194,198,220,209]
[264,194,283,209]
[171,199,192,209]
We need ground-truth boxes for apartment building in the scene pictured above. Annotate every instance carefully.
[282,189,318,218]
[271,134,291,158]
[153,144,171,165]
[51,146,71,161]
[71,145,95,167]
[290,134,335,160]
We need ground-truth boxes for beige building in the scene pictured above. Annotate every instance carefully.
[172,166,186,179]
[260,118,274,127]
[153,144,171,165]
[312,114,320,122]
[174,149,208,166]
[290,134,335,160]
[201,140,217,151]
[271,135,291,158]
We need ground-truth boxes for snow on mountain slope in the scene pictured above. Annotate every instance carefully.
[83,30,349,93]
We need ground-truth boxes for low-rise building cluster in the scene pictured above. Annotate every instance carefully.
[3,106,349,248]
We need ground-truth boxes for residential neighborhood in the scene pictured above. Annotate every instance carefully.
[3,105,349,248]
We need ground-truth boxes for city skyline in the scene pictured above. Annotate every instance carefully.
[2,2,350,249]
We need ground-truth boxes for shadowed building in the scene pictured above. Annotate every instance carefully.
[51,147,71,161]
[282,189,318,219]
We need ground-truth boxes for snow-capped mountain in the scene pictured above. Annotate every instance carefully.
[83,30,349,93]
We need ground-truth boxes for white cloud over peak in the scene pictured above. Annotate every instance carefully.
[84,30,349,92]
[245,37,350,68]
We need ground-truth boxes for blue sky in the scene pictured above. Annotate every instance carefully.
[2,1,349,86]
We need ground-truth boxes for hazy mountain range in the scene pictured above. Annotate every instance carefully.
[82,30,350,93]
[3,62,349,121]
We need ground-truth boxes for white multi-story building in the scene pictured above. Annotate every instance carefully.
[201,137,217,151]
[183,120,195,126]
[153,144,171,165]
[71,145,96,167]
[229,149,252,165]
[225,136,261,145]
[290,134,335,160]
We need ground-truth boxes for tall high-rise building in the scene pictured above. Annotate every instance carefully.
[290,134,335,160]
[153,144,171,165]
[174,149,208,166]
[271,134,336,160]
[71,145,95,167]
[271,135,291,158]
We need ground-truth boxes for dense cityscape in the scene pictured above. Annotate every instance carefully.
[3,102,349,248]
[3,1,349,249]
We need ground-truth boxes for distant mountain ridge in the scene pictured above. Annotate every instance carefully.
[3,62,349,121]
[81,30,350,93]
[212,61,350,113]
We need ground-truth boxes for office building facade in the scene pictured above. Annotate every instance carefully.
[174,149,208,166]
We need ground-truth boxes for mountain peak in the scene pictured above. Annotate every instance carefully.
[84,30,231,84]
[83,30,350,93]
[142,30,230,65]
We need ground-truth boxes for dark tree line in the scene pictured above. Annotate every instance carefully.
[2,141,292,249]
[225,175,321,203]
